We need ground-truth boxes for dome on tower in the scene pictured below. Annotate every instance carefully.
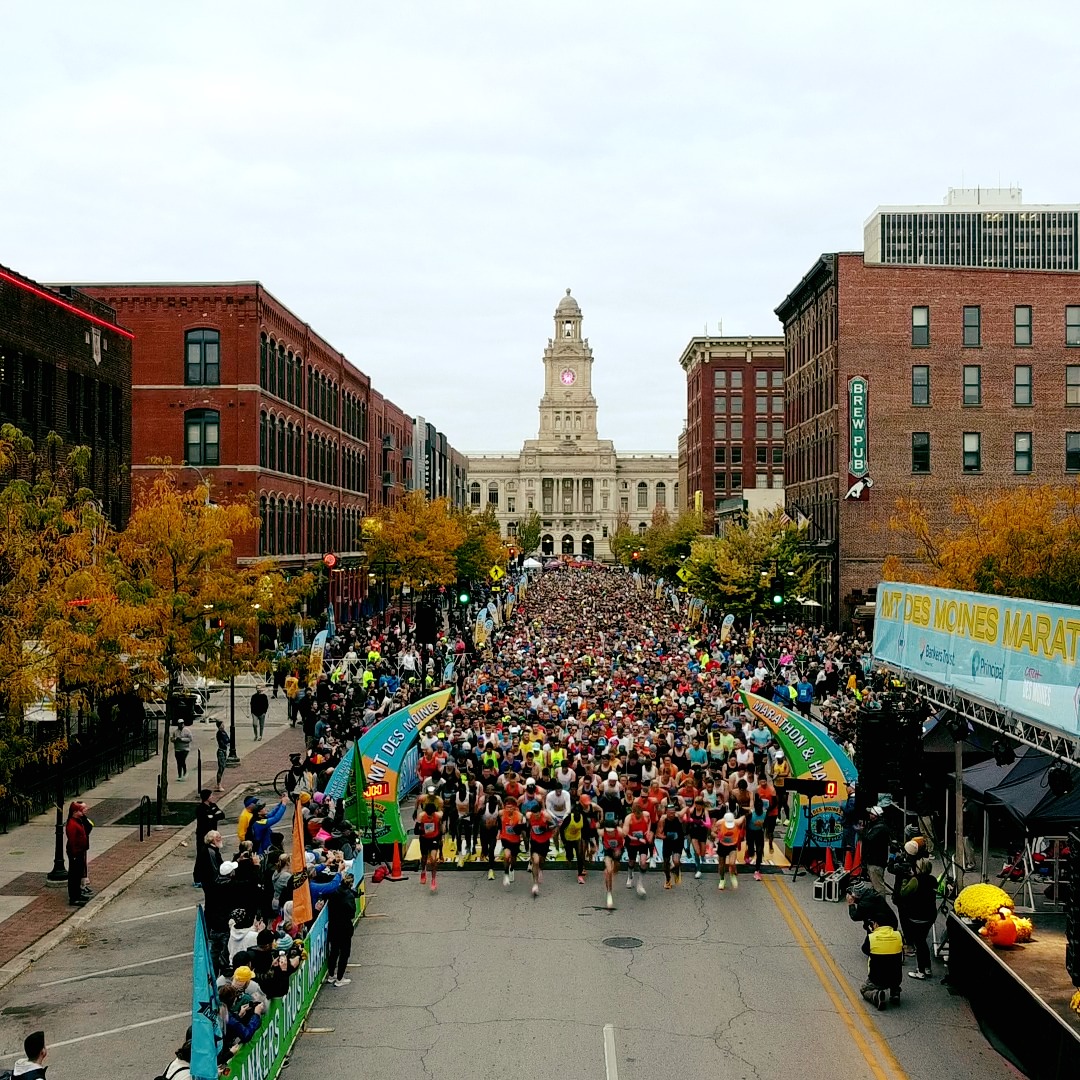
[556,288,580,315]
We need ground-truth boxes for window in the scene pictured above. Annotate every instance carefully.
[730,471,742,490]
[730,395,743,414]
[963,365,982,405]
[756,446,768,464]
[488,482,499,507]
[911,365,929,406]
[713,471,726,492]
[714,396,727,414]
[1014,306,1032,346]
[756,472,769,488]
[771,421,783,440]
[184,409,219,466]
[912,306,929,347]
[730,422,743,440]
[1068,366,1080,405]
[637,481,648,509]
[770,471,783,488]
[1068,433,1080,472]
[730,370,743,389]
[730,446,743,465]
[963,431,981,473]
[1014,365,1032,406]
[259,411,268,468]
[772,370,783,388]
[507,497,516,514]
[619,495,629,511]
[911,432,930,473]
[755,371,768,388]
[470,481,481,508]
[1014,432,1032,474]
[655,482,666,507]
[772,394,783,414]
[963,306,981,347]
[1068,307,1080,346]
[715,446,726,464]
[772,446,784,464]
[756,395,768,414]
[713,370,727,388]
[185,329,220,385]
[714,421,727,440]
[756,421,768,439]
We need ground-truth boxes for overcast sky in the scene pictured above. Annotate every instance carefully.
[3,2,1078,453]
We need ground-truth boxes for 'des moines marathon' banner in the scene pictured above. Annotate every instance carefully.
[349,688,454,845]
[873,583,1080,740]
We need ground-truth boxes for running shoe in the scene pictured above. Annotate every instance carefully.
[675,870,682,885]
[694,869,702,880]
[731,875,738,890]
[873,989,887,1010]
[509,869,515,883]
[606,892,614,909]
[420,871,427,884]
[430,880,437,893]
[503,874,510,887]
[664,881,672,890]
[626,875,634,889]
[718,878,726,890]
[908,970,930,980]
[334,977,352,987]
[636,883,646,897]
[488,869,495,880]
[649,858,656,870]
[753,871,762,881]
[531,884,539,897]
[577,875,585,884]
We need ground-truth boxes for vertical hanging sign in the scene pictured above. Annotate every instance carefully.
[845,376,872,501]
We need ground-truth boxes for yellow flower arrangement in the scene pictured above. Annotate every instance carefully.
[1013,916,1033,943]
[954,883,1014,921]
[1071,990,1080,1017]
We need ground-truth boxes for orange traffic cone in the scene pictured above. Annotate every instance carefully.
[388,841,407,882]
[852,841,863,875]
[824,846,836,874]
[843,849,854,872]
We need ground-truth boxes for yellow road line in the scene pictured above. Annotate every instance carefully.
[774,876,909,1080]
[763,877,893,1080]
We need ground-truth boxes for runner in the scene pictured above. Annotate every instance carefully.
[713,809,745,891]
[498,796,525,887]
[561,795,587,883]
[478,786,502,880]
[745,791,770,881]
[656,802,685,888]
[622,799,653,897]
[684,797,711,878]
[600,811,625,910]
[527,803,557,897]
[416,788,444,894]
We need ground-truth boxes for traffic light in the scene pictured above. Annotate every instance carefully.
[457,588,471,606]
[631,551,640,562]
[770,577,784,606]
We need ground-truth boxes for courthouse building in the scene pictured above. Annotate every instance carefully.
[467,291,679,561]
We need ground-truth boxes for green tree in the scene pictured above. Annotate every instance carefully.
[639,509,705,580]
[452,505,505,583]
[684,509,816,620]
[609,510,638,567]
[516,510,542,556]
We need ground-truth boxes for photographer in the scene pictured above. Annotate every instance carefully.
[847,880,897,930]
[863,805,892,897]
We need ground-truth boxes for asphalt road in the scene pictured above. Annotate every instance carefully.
[287,868,1023,1080]
[0,845,1022,1080]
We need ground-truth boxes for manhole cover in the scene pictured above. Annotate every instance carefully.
[603,936,644,949]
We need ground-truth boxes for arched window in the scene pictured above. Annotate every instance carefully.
[673,482,680,509]
[285,424,294,475]
[293,501,301,554]
[184,409,219,466]
[638,522,648,536]
[267,338,277,396]
[561,534,575,555]
[470,482,481,508]
[259,411,268,468]
[655,481,667,507]
[488,481,499,508]
[581,534,595,559]
[260,334,269,389]
[332,441,338,487]
[637,481,648,509]
[360,401,367,441]
[277,497,286,554]
[266,415,276,470]
[277,345,286,398]
[185,329,220,386]
[306,502,314,551]
[285,352,294,404]
[277,418,286,472]
[541,533,554,556]
[259,495,267,554]
[360,452,366,492]
[266,496,276,555]
[294,356,303,405]
[306,432,313,479]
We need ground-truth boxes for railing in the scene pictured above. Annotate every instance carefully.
[0,716,160,833]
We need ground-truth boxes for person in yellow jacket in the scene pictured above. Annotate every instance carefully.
[236,795,259,845]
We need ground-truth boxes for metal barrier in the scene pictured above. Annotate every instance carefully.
[138,796,153,841]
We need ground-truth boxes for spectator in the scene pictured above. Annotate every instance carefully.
[218,985,264,1051]
[173,719,193,781]
[13,1029,48,1080]
[862,805,892,898]
[897,857,938,980]
[321,872,357,987]
[250,796,290,854]
[215,719,230,790]
[250,686,269,741]
[195,829,225,893]
[204,858,238,974]
[194,789,226,887]
[64,800,92,907]
[860,915,905,1010]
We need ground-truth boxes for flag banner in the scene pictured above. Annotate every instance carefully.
[309,629,328,674]
[191,905,223,1080]
[720,613,735,643]
[324,744,356,802]
[291,802,313,923]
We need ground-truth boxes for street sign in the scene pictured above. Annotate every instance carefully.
[488,564,505,582]
[323,552,338,569]
[676,565,691,583]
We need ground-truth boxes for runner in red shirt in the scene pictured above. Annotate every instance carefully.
[498,798,525,888]
[599,812,625,910]
[527,806,557,897]
[622,800,654,897]
[416,791,444,894]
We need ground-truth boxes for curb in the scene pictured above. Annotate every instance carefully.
[0,778,268,993]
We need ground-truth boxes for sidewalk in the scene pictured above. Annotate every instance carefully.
[0,691,303,983]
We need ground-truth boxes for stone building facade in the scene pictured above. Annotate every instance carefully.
[467,291,679,561]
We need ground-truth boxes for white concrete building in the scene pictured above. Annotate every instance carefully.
[467,290,679,561]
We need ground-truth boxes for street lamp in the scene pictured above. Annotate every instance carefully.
[183,465,213,505]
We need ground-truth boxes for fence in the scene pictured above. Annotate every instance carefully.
[0,714,160,832]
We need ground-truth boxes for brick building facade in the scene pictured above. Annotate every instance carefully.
[776,251,1080,628]
[71,281,409,618]
[679,335,786,530]
[0,264,132,526]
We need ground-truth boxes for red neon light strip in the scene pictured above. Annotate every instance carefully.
[0,270,135,339]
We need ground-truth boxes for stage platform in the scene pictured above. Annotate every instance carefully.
[948,912,1080,1080]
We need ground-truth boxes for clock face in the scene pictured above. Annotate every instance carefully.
[560,368,576,386]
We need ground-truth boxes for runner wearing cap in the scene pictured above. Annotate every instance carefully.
[600,812,625,910]
[713,808,745,890]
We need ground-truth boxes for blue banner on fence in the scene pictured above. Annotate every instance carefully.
[323,744,355,802]
[873,582,1080,739]
[190,905,222,1080]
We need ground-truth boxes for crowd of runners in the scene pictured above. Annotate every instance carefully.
[406,565,877,910]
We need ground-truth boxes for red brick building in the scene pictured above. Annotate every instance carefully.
[679,335,786,530]
[776,251,1080,628]
[0,264,132,526]
[72,282,411,617]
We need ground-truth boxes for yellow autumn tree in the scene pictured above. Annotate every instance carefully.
[365,491,464,592]
[452,505,506,583]
[885,485,1080,605]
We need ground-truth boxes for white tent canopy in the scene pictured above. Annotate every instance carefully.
[523,556,543,569]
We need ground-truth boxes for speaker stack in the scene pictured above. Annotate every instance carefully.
[855,693,926,806]
[1066,830,1080,989]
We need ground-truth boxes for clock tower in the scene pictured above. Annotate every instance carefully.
[537,289,599,447]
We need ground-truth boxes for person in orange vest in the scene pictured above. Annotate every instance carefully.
[712,809,746,891]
